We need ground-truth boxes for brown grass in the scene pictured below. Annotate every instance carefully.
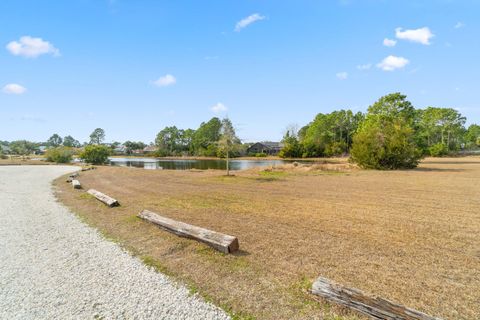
[54,157,480,320]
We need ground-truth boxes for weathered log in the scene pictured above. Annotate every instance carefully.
[311,277,442,320]
[72,179,81,189]
[81,166,95,172]
[87,189,119,207]
[138,209,239,254]
[69,172,79,178]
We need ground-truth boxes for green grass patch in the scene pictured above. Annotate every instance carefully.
[140,255,173,276]
[79,192,94,200]
[123,214,141,224]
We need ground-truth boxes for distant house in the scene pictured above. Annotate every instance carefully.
[247,142,283,155]
[37,146,48,155]
[113,145,127,155]
[143,145,157,154]
[1,145,11,154]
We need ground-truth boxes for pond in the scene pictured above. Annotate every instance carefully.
[108,157,293,171]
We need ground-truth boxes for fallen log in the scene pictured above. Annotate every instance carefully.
[311,277,442,320]
[72,179,81,189]
[138,209,239,254]
[87,189,119,207]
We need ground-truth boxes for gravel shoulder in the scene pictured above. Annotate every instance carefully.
[0,165,229,320]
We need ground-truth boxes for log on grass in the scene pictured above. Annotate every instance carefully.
[72,179,82,189]
[138,209,239,254]
[87,189,119,207]
[311,277,442,320]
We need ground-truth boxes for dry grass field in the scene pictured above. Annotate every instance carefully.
[0,157,49,166]
[54,157,480,320]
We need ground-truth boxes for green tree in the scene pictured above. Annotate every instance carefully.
[89,128,106,145]
[10,140,37,155]
[192,117,222,156]
[350,93,422,169]
[465,124,480,148]
[80,145,111,164]
[63,135,80,148]
[217,118,240,175]
[124,141,147,154]
[417,107,466,154]
[155,126,181,155]
[45,147,74,163]
[47,134,63,147]
[279,131,302,158]
[301,110,363,157]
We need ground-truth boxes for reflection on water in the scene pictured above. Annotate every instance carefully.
[109,158,290,171]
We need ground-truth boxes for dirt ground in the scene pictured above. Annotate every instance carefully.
[54,157,480,320]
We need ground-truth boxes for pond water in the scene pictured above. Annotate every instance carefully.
[108,157,292,171]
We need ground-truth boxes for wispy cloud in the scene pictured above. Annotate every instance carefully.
[2,83,27,95]
[153,74,176,87]
[357,63,372,71]
[383,38,397,47]
[235,13,265,32]
[377,55,409,71]
[395,27,434,45]
[6,36,60,58]
[336,72,348,80]
[454,22,465,29]
[211,102,227,113]
[19,114,46,122]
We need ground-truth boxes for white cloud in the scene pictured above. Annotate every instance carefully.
[357,63,372,71]
[235,13,265,32]
[6,36,59,58]
[2,83,27,95]
[395,27,434,45]
[336,72,348,80]
[454,22,465,29]
[383,38,397,47]
[377,55,409,71]
[211,102,227,113]
[153,74,176,87]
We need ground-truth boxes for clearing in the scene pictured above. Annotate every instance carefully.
[55,157,480,320]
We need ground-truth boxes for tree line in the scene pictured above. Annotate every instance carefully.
[154,117,241,157]
[2,92,479,170]
[280,92,480,169]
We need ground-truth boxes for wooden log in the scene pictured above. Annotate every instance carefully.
[311,277,442,320]
[72,179,81,189]
[87,189,119,207]
[138,209,239,254]
[69,172,79,178]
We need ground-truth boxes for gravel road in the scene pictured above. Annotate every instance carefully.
[0,165,230,320]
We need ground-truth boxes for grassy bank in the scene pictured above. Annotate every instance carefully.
[54,157,480,319]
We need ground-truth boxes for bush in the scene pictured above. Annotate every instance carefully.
[254,152,267,157]
[324,141,347,157]
[428,143,449,157]
[80,145,111,164]
[350,120,422,170]
[45,147,74,163]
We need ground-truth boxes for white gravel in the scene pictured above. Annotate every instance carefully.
[0,165,230,320]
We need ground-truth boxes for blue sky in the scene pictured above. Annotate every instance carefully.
[1,0,478,143]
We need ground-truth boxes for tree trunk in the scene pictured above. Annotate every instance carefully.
[226,146,230,176]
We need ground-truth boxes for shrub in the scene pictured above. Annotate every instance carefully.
[350,93,422,170]
[324,141,347,157]
[45,147,74,163]
[255,152,267,157]
[351,120,422,169]
[428,143,449,157]
[80,145,111,164]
